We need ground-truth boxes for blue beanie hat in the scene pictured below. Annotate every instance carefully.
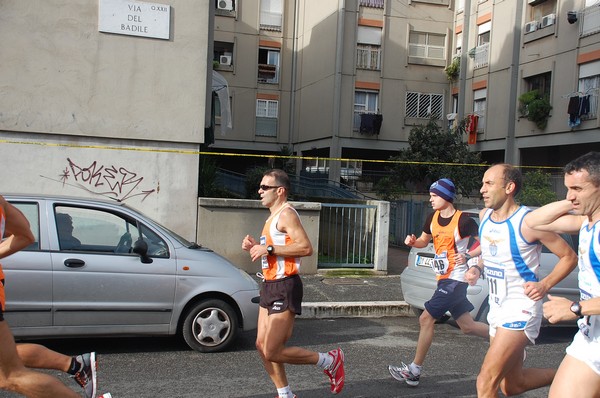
[429,178,456,203]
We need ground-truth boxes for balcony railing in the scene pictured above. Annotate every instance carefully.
[581,5,600,37]
[472,43,489,69]
[259,11,282,31]
[258,64,278,84]
[356,46,381,70]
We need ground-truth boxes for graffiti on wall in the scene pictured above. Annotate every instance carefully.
[58,158,158,202]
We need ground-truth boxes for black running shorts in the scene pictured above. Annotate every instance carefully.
[259,274,303,315]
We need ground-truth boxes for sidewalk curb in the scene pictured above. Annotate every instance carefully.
[300,301,413,319]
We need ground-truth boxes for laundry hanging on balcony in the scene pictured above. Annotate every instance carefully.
[360,113,383,135]
[467,114,479,144]
[567,94,590,129]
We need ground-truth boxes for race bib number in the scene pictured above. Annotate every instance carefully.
[485,265,507,306]
[577,317,592,341]
[432,251,450,275]
[260,235,269,269]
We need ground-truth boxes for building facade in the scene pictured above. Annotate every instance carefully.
[456,0,600,166]
[0,0,213,239]
[212,0,600,184]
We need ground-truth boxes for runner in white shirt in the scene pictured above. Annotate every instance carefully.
[465,163,577,398]
[525,151,600,398]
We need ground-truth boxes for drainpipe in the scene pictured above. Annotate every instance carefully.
[329,0,345,185]
[290,0,299,172]
[505,0,523,164]
[457,0,471,122]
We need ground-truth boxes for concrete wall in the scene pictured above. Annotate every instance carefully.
[0,0,211,240]
[198,198,322,274]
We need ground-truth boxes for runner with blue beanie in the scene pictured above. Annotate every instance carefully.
[388,178,488,387]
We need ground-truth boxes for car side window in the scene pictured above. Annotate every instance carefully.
[11,202,40,251]
[54,206,139,254]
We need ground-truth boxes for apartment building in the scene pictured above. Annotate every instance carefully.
[212,0,600,184]
[455,0,600,166]
[212,0,455,183]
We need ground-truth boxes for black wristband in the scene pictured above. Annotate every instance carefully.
[469,264,483,274]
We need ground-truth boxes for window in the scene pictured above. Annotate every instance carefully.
[456,0,465,13]
[406,92,444,119]
[455,32,462,56]
[353,91,379,130]
[528,0,556,22]
[408,32,445,60]
[258,48,280,84]
[526,72,552,98]
[256,99,278,137]
[213,41,234,69]
[357,26,382,70]
[472,22,490,69]
[473,89,487,132]
[11,202,40,251]
[54,206,168,257]
[260,0,282,31]
[477,22,491,46]
[578,60,600,119]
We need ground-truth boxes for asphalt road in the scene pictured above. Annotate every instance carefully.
[0,317,577,398]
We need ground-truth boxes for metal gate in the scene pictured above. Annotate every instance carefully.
[318,203,377,268]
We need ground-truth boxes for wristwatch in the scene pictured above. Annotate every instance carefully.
[570,301,583,318]
[266,245,275,256]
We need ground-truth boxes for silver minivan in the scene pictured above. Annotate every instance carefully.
[2,194,259,352]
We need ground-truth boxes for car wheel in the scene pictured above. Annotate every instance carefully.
[475,297,490,325]
[182,299,239,353]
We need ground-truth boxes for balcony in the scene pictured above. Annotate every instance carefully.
[258,64,278,84]
[471,43,489,69]
[259,11,282,31]
[581,4,600,37]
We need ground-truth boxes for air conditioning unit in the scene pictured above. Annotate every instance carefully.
[524,21,539,34]
[217,0,234,11]
[219,55,232,66]
[541,13,556,28]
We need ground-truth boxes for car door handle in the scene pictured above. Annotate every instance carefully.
[64,258,85,268]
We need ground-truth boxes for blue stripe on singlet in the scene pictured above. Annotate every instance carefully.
[591,225,600,284]
[507,216,537,282]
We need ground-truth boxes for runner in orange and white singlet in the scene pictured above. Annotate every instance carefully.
[259,202,300,281]
[242,169,345,398]
[388,178,488,387]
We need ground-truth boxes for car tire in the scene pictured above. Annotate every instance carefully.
[182,299,239,353]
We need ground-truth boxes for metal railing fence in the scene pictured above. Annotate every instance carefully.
[318,203,377,268]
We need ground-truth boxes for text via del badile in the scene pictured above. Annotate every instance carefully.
[121,23,148,33]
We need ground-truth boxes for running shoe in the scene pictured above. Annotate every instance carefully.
[324,348,345,394]
[98,394,112,398]
[388,362,420,386]
[73,352,97,398]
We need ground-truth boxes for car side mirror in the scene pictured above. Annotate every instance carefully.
[132,239,153,264]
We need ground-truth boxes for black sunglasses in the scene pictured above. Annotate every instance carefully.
[259,185,282,190]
